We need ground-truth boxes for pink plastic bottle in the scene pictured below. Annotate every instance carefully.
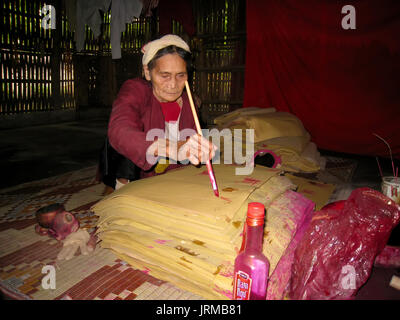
[233,202,270,300]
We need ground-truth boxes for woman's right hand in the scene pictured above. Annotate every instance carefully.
[177,134,218,165]
[147,134,218,166]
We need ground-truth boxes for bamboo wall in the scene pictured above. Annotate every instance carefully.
[0,0,246,125]
[192,0,246,124]
[74,11,155,109]
[0,0,74,114]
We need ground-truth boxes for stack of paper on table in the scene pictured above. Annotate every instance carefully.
[92,164,314,299]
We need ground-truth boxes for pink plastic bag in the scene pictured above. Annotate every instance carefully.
[288,188,400,300]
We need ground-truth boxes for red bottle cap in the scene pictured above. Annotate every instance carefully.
[246,202,265,226]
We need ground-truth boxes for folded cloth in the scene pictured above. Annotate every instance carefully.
[111,0,143,59]
[57,229,94,261]
[74,0,111,52]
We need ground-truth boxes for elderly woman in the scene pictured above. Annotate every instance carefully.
[104,34,217,190]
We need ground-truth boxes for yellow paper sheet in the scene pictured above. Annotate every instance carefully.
[285,173,335,210]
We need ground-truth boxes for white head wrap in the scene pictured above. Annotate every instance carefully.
[141,34,191,66]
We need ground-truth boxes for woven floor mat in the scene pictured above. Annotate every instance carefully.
[291,156,358,184]
[289,156,359,204]
[0,166,202,300]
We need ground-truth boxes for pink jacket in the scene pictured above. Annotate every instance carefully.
[108,78,197,177]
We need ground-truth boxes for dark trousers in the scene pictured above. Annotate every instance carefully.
[98,137,141,189]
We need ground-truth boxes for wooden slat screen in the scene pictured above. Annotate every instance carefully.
[0,0,77,114]
[79,9,154,103]
[192,0,246,125]
[1,0,53,114]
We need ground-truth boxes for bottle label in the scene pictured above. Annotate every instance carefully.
[233,270,252,300]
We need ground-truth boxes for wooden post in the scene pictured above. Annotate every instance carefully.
[150,6,158,40]
[51,0,62,110]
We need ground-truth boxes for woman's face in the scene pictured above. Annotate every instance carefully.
[144,53,188,103]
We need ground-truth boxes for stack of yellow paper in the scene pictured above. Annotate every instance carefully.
[92,164,312,299]
[214,108,325,173]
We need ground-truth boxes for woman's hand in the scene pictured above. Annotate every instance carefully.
[177,134,218,165]
[147,134,218,166]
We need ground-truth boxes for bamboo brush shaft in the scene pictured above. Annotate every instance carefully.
[185,81,203,135]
